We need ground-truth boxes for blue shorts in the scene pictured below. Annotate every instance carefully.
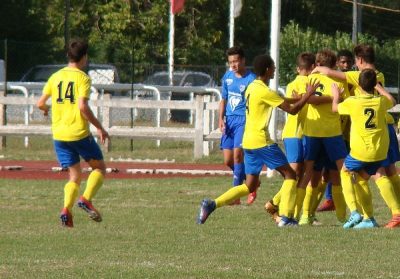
[387,124,400,164]
[313,147,337,171]
[220,115,245,150]
[303,135,347,162]
[344,154,385,176]
[244,143,289,175]
[54,136,104,168]
[283,138,304,163]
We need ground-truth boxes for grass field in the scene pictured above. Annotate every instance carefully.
[1,176,400,278]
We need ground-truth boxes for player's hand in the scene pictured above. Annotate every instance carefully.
[97,128,110,145]
[219,120,225,133]
[306,78,320,96]
[291,90,300,99]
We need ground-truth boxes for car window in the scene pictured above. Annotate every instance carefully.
[145,73,184,86]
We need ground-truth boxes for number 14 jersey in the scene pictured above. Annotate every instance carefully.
[43,67,91,141]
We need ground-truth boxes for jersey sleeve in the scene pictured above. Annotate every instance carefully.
[77,74,91,99]
[338,98,351,115]
[381,95,394,110]
[345,71,360,87]
[42,75,54,96]
[264,88,284,108]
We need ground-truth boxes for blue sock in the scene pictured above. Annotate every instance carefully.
[233,163,245,186]
[325,182,333,200]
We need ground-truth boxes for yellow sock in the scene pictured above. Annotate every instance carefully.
[309,186,319,216]
[83,170,104,201]
[279,179,297,217]
[64,181,80,210]
[354,175,373,219]
[302,185,314,217]
[272,189,281,207]
[314,181,327,211]
[375,176,400,215]
[215,184,249,208]
[294,187,306,220]
[340,169,357,212]
[332,185,346,222]
[389,174,400,202]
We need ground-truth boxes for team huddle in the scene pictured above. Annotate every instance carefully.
[197,44,400,229]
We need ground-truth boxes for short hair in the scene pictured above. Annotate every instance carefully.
[337,49,353,61]
[354,44,375,64]
[226,46,245,59]
[359,69,377,93]
[316,49,337,68]
[67,38,88,63]
[296,52,315,71]
[253,54,274,76]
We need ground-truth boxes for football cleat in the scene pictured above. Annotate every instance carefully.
[60,208,73,228]
[196,199,216,224]
[247,191,257,205]
[343,211,362,229]
[317,199,335,212]
[353,218,379,229]
[278,216,298,227]
[77,196,102,222]
[384,214,400,229]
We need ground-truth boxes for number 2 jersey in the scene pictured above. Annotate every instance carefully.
[338,94,394,162]
[43,67,91,141]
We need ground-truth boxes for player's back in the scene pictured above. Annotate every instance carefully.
[43,67,91,141]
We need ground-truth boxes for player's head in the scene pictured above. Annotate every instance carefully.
[336,49,354,72]
[226,46,246,74]
[253,54,275,79]
[354,44,375,70]
[316,49,337,69]
[67,38,88,65]
[296,52,315,74]
[359,69,377,94]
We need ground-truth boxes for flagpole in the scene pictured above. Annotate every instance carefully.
[229,0,234,47]
[168,2,175,87]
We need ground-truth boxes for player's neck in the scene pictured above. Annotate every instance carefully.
[235,68,246,78]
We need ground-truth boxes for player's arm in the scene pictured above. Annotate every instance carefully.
[37,94,50,116]
[218,99,227,132]
[78,97,110,144]
[331,83,341,113]
[312,66,346,81]
[283,90,301,104]
[375,83,396,107]
[279,79,319,115]
[307,95,333,105]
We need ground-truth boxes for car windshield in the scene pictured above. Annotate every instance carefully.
[145,73,184,86]
[23,66,63,82]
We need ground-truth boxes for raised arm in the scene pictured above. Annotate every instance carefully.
[375,83,396,107]
[331,83,342,113]
[312,66,346,81]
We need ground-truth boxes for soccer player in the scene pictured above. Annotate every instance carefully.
[219,46,257,205]
[317,49,354,212]
[296,49,348,225]
[197,54,319,226]
[332,69,399,228]
[37,38,110,228]
[313,44,400,228]
[265,52,315,222]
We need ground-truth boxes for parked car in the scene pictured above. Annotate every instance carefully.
[20,63,120,84]
[142,71,216,122]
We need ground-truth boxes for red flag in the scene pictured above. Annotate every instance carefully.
[171,0,185,14]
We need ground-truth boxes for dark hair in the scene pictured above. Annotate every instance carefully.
[316,49,337,68]
[296,52,315,71]
[354,44,375,64]
[253,54,274,76]
[359,69,377,93]
[337,49,353,61]
[226,46,245,58]
[67,38,88,63]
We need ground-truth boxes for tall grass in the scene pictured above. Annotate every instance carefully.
[1,176,400,278]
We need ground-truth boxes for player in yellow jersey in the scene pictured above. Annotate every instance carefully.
[264,52,315,223]
[197,54,319,226]
[332,69,398,228]
[37,38,110,228]
[313,44,400,228]
[296,49,349,225]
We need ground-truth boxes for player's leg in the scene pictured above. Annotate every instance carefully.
[386,124,400,201]
[275,163,298,226]
[76,136,105,222]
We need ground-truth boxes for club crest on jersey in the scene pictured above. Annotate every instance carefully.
[226,79,233,86]
[229,93,242,111]
[239,85,246,92]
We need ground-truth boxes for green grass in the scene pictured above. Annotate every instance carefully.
[1,176,400,278]
[0,136,222,164]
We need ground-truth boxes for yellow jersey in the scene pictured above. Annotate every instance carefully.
[345,70,394,124]
[43,67,91,141]
[338,94,393,162]
[242,79,284,149]
[303,73,348,137]
[281,75,308,139]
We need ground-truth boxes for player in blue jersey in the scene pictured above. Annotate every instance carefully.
[219,46,257,205]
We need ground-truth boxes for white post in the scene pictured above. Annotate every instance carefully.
[229,0,234,47]
[168,2,175,120]
[268,0,281,142]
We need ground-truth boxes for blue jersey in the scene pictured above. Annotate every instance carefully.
[221,70,256,116]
